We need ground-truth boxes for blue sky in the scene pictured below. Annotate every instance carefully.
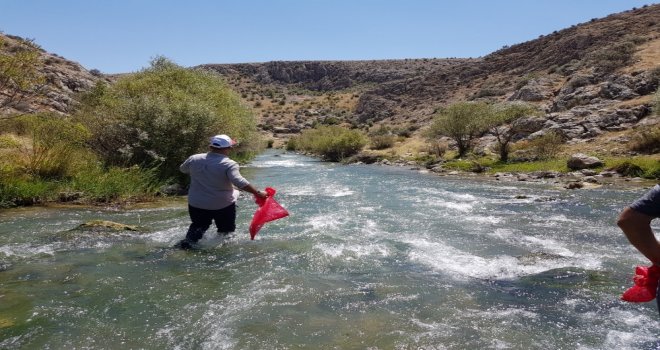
[0,0,655,74]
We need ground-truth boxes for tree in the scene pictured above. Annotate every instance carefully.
[0,36,46,118]
[75,56,259,180]
[428,102,491,158]
[487,102,540,162]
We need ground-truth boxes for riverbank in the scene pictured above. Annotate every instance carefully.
[358,155,657,189]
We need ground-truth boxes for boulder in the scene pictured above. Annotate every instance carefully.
[508,84,549,102]
[599,82,637,100]
[567,153,603,170]
[565,182,584,190]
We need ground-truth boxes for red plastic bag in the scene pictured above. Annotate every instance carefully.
[249,187,289,240]
[621,265,660,302]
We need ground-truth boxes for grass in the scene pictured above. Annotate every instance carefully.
[488,159,569,173]
[604,156,660,179]
[440,158,568,173]
[0,166,165,208]
[0,177,57,208]
[66,166,162,204]
[439,155,659,179]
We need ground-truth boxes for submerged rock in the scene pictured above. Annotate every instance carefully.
[517,252,567,265]
[565,182,584,190]
[76,220,140,232]
[0,317,15,329]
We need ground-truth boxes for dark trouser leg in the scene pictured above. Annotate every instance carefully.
[213,203,237,235]
[186,205,212,242]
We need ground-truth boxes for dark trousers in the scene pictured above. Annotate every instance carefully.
[185,203,236,242]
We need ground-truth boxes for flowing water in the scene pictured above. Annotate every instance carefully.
[1,150,659,349]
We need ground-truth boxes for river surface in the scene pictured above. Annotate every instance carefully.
[1,150,659,349]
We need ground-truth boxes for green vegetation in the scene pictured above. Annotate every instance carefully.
[487,103,540,162]
[427,102,491,158]
[0,57,261,208]
[287,125,367,161]
[0,114,162,208]
[605,157,660,179]
[0,36,46,117]
[629,125,660,154]
[487,159,569,173]
[76,57,260,181]
[514,130,565,160]
[369,125,396,150]
[428,101,542,161]
[439,156,658,179]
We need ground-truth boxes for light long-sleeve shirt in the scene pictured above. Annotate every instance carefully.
[179,152,250,210]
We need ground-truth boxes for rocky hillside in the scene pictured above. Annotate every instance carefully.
[0,33,105,116]
[199,4,660,156]
[1,4,659,159]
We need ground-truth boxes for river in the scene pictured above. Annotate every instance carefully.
[0,150,658,349]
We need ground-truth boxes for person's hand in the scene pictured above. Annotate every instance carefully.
[256,190,268,199]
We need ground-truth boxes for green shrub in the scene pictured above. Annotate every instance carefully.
[75,57,260,181]
[369,134,396,150]
[645,163,660,179]
[527,130,565,160]
[606,157,660,179]
[0,176,55,207]
[0,114,92,178]
[285,137,298,151]
[609,161,645,177]
[288,125,367,161]
[68,165,160,203]
[428,102,492,158]
[19,114,91,178]
[629,126,660,154]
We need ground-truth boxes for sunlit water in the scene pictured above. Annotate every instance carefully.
[1,150,659,349]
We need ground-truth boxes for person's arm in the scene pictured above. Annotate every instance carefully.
[180,157,192,174]
[618,207,660,265]
[226,163,267,199]
[241,184,267,199]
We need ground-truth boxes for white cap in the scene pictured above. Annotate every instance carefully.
[209,134,236,149]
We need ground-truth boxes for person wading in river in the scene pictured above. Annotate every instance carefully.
[617,184,660,311]
[176,134,268,249]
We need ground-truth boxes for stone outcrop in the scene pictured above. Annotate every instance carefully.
[567,153,604,170]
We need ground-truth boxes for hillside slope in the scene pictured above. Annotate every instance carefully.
[200,4,660,157]
[0,33,104,116]
[1,5,658,160]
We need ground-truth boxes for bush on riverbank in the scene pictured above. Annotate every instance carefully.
[0,115,163,208]
[0,57,262,208]
[287,125,367,161]
[0,166,161,208]
[75,57,260,181]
